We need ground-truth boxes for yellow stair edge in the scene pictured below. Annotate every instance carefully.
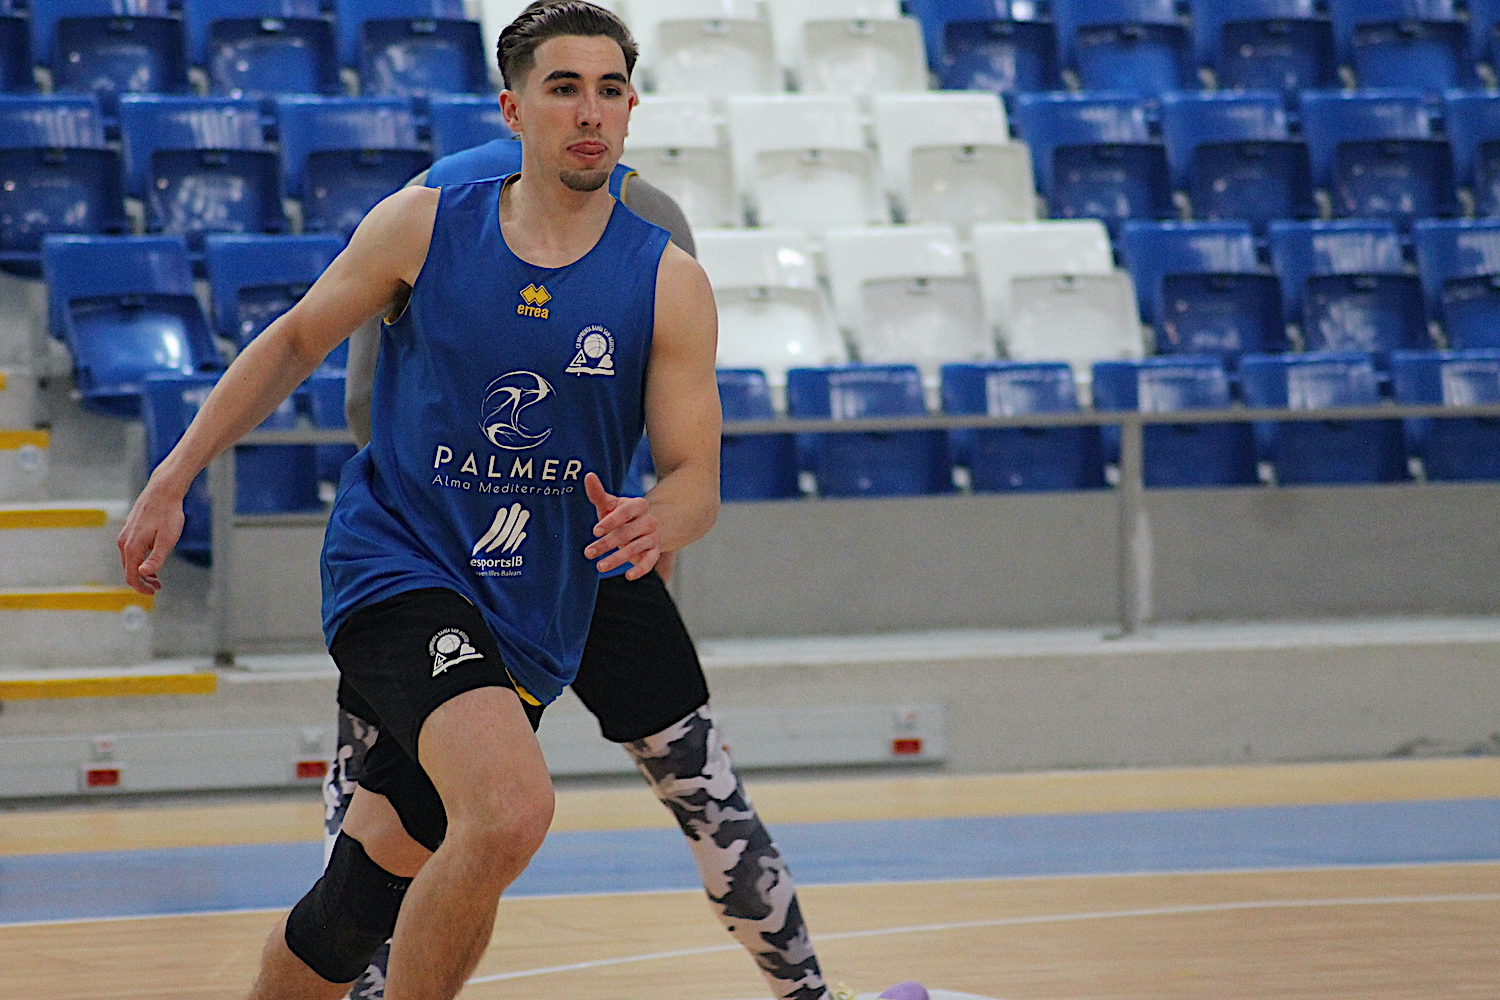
[0,673,216,700]
[0,371,8,391]
[0,587,155,613]
[0,430,48,450]
[0,508,110,530]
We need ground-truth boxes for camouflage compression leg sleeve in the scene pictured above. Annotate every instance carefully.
[324,707,392,1000]
[625,704,831,1000]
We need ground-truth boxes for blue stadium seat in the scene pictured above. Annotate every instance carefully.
[1470,0,1500,66]
[1061,0,1195,93]
[41,232,194,339]
[1443,91,1500,219]
[1159,90,1315,230]
[203,232,342,349]
[118,95,283,251]
[786,364,953,498]
[1092,356,1259,488]
[64,288,221,416]
[0,94,126,270]
[427,94,512,160]
[1240,352,1409,484]
[717,368,799,501]
[1012,91,1171,237]
[331,0,464,67]
[1300,89,1459,228]
[275,96,429,239]
[0,4,33,93]
[1412,219,1500,349]
[143,372,320,564]
[34,0,188,113]
[941,361,1105,492]
[1329,0,1471,92]
[936,16,1060,96]
[1267,219,1428,358]
[1391,348,1500,481]
[185,0,339,100]
[1118,221,1257,324]
[1192,0,1336,99]
[304,368,355,487]
[358,16,486,98]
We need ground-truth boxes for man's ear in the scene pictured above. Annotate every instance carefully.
[499,89,522,134]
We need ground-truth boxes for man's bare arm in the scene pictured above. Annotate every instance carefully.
[117,186,440,594]
[585,242,720,576]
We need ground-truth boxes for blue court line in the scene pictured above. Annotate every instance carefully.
[2,798,1498,926]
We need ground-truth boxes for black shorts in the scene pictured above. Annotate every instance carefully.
[331,587,544,851]
[571,570,710,743]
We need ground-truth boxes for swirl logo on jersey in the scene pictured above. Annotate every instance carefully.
[482,371,553,450]
[566,325,616,377]
[470,502,529,576]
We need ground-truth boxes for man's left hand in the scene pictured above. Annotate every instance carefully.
[583,472,660,580]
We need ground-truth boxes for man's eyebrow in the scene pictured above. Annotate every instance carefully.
[602,72,627,83]
[543,70,582,82]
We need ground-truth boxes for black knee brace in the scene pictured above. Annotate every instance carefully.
[284,832,413,984]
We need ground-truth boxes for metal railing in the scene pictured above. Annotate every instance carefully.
[209,402,1500,664]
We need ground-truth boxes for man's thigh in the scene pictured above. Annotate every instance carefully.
[570,570,710,743]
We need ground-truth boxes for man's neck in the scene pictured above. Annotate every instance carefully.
[500,166,617,269]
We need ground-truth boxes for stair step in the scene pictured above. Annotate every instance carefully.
[0,501,127,588]
[0,429,48,502]
[0,586,154,668]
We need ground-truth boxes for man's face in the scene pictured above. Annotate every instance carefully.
[502,34,635,193]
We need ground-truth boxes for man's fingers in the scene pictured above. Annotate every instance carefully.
[595,534,659,575]
[591,496,650,539]
[583,472,616,520]
[584,511,655,560]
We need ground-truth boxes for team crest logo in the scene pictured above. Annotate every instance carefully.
[518,284,552,319]
[429,628,483,676]
[566,325,616,377]
[482,371,553,450]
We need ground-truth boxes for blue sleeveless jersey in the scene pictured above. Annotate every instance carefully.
[424,140,647,501]
[321,177,670,705]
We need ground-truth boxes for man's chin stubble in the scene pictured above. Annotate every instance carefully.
[560,169,610,192]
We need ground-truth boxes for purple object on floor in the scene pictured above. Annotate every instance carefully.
[878,983,930,1000]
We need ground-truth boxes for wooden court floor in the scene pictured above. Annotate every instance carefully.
[4,759,1500,1000]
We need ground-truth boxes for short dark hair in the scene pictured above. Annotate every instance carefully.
[497,1,639,92]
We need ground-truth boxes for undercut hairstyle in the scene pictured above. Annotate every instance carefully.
[498,1,639,91]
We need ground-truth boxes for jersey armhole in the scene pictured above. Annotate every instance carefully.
[384,183,452,327]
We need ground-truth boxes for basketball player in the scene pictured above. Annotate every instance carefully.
[116,5,722,998]
[329,58,835,1000]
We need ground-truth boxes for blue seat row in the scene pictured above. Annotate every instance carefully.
[1014,88,1500,236]
[912,0,1497,99]
[718,354,1500,501]
[0,93,510,266]
[0,0,486,103]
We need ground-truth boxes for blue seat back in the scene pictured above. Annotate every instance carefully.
[1192,0,1320,65]
[0,13,34,93]
[1268,219,1405,323]
[905,0,1021,70]
[939,18,1060,95]
[47,7,187,111]
[717,368,799,501]
[63,291,219,416]
[304,368,356,485]
[0,146,127,258]
[1392,348,1500,480]
[332,0,464,66]
[941,361,1104,492]
[1119,220,1258,326]
[359,17,486,97]
[274,95,420,197]
[302,147,431,238]
[1300,89,1434,184]
[1347,18,1471,92]
[1073,24,1193,94]
[1443,91,1500,212]
[204,14,339,99]
[1438,275,1500,350]
[428,95,513,160]
[1412,219,1500,322]
[1159,90,1290,188]
[30,0,171,63]
[1092,356,1258,487]
[118,94,266,195]
[1158,273,1287,362]
[1328,0,1459,56]
[1302,273,1429,356]
[0,93,108,147]
[1471,0,1500,63]
[1054,0,1178,65]
[1241,351,1408,483]
[1190,140,1316,230]
[1012,91,1152,199]
[787,364,953,498]
[181,0,320,64]
[204,232,342,344]
[1215,17,1337,98]
[42,232,192,337]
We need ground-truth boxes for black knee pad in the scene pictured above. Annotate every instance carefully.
[284,832,413,983]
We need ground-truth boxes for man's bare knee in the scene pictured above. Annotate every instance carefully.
[447,779,553,871]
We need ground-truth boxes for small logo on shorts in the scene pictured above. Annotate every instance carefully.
[429,628,483,676]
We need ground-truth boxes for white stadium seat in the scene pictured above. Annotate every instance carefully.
[625,97,739,228]
[906,143,1036,232]
[800,17,928,96]
[1006,274,1144,387]
[695,230,845,382]
[764,0,900,74]
[972,220,1116,342]
[871,92,1010,201]
[626,0,774,96]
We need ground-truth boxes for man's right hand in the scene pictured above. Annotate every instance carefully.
[117,477,187,595]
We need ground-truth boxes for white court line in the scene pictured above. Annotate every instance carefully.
[464,892,1500,985]
[6,859,1500,930]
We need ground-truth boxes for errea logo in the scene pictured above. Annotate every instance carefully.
[518,284,552,319]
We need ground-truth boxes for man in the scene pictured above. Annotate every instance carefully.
[330,77,836,1000]
[118,4,720,997]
